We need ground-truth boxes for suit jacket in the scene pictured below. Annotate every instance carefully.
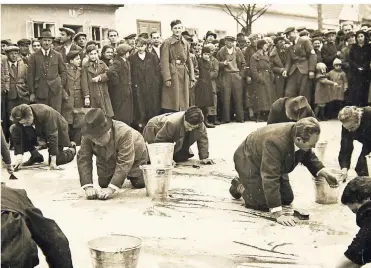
[339,107,371,169]
[8,58,29,100]
[27,49,66,99]
[285,37,317,75]
[234,123,324,208]
[54,43,81,63]
[216,46,246,76]
[1,54,10,93]
[321,42,338,69]
[77,120,148,188]
[1,185,73,268]
[12,104,70,156]
[143,111,209,160]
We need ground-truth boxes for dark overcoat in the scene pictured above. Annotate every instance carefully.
[269,47,287,98]
[195,57,218,108]
[233,122,324,209]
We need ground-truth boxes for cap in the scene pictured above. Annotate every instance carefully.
[17,38,31,46]
[205,30,217,39]
[224,36,236,41]
[138,32,149,39]
[124,34,136,40]
[333,58,342,66]
[66,49,82,61]
[273,36,285,45]
[296,26,306,32]
[116,44,133,56]
[284,27,295,35]
[184,106,204,125]
[4,46,19,53]
[170,19,182,29]
[73,32,87,42]
[299,30,310,37]
[59,27,76,36]
[1,39,12,45]
[325,29,336,36]
[86,44,98,53]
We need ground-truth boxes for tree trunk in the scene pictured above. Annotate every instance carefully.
[317,4,323,31]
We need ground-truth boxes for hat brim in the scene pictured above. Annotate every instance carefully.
[81,116,113,139]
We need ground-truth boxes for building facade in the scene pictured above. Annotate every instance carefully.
[1,4,123,46]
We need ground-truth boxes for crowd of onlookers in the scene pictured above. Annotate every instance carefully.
[1,20,371,146]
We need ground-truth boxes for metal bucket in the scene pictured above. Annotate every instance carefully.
[146,142,175,167]
[367,155,371,175]
[88,234,142,268]
[140,165,173,198]
[315,141,328,163]
[313,169,340,204]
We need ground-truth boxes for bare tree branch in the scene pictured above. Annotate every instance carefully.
[222,4,246,29]
[252,5,271,23]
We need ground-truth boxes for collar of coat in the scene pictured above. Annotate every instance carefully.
[169,35,186,45]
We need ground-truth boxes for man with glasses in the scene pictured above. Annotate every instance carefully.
[143,106,214,164]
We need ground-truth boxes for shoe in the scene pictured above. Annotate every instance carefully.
[23,153,44,166]
[229,177,242,200]
[214,120,221,126]
[204,121,215,128]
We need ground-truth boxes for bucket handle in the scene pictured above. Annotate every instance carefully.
[156,169,166,175]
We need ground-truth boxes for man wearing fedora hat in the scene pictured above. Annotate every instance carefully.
[77,108,148,200]
[55,27,80,63]
[143,106,214,164]
[27,28,66,113]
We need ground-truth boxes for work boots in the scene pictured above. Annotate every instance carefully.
[23,150,44,166]
[229,177,244,200]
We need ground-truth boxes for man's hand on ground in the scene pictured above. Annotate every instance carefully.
[98,188,115,200]
[49,156,63,170]
[200,159,215,165]
[276,214,297,227]
[6,164,14,174]
[13,154,23,171]
[85,187,98,200]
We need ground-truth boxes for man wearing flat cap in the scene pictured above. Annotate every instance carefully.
[1,39,12,55]
[361,23,371,32]
[5,46,30,117]
[17,39,31,65]
[321,29,340,71]
[270,36,288,98]
[73,32,87,49]
[55,27,80,63]
[283,26,317,103]
[160,19,195,112]
[77,108,149,200]
[27,28,66,113]
[143,106,214,164]
[216,35,246,123]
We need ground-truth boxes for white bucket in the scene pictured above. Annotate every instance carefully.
[313,168,340,204]
[146,142,175,167]
[140,165,173,198]
[366,154,371,175]
[315,141,328,163]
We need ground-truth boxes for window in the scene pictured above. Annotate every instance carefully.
[91,26,101,47]
[215,30,227,39]
[137,20,161,36]
[26,21,55,38]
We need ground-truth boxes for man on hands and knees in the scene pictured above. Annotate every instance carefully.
[336,176,371,268]
[143,106,214,165]
[10,104,76,171]
[229,117,339,226]
[77,108,149,200]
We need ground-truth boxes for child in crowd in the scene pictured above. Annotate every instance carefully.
[314,62,338,121]
[327,58,348,117]
[61,50,85,145]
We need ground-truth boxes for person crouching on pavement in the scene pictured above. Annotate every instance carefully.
[77,108,149,200]
[143,106,215,164]
[229,117,339,227]
[10,104,76,170]
[336,176,371,268]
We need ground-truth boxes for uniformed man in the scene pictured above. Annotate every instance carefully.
[283,27,317,103]
[160,19,195,112]
[16,38,31,65]
[77,108,148,200]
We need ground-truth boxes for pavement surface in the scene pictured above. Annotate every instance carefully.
[2,119,370,268]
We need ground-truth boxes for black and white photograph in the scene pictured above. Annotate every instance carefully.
[1,2,371,268]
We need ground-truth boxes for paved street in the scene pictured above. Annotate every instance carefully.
[2,119,369,268]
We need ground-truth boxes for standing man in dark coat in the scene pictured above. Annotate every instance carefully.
[27,29,66,113]
[270,36,288,98]
[283,27,317,103]
[321,29,340,71]
[107,44,134,125]
[229,117,339,226]
[160,19,195,112]
[1,184,73,268]
[54,27,80,63]
[216,36,246,123]
[338,106,371,179]
[1,53,10,141]
[10,104,76,170]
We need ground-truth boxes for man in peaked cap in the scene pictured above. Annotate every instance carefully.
[77,108,149,200]
[299,30,310,37]
[16,39,31,65]
[143,106,214,164]
[73,32,87,49]
[27,28,66,113]
[321,29,339,71]
[124,33,136,47]
[55,27,80,63]
[160,19,195,113]
[361,23,371,32]
[1,39,12,55]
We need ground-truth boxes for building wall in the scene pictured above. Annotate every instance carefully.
[117,4,334,40]
[1,4,117,43]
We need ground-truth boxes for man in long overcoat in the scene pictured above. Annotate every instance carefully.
[270,36,287,98]
[27,28,66,113]
[143,107,213,164]
[10,104,76,170]
[1,54,10,141]
[107,44,134,125]
[1,184,73,268]
[160,19,195,112]
[283,27,317,103]
[77,108,148,200]
[229,117,339,226]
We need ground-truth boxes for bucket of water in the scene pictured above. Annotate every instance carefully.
[315,141,328,163]
[88,234,142,268]
[146,142,175,167]
[367,154,371,175]
[313,169,340,204]
[140,165,173,198]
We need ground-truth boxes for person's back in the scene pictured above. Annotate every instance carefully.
[1,185,73,268]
